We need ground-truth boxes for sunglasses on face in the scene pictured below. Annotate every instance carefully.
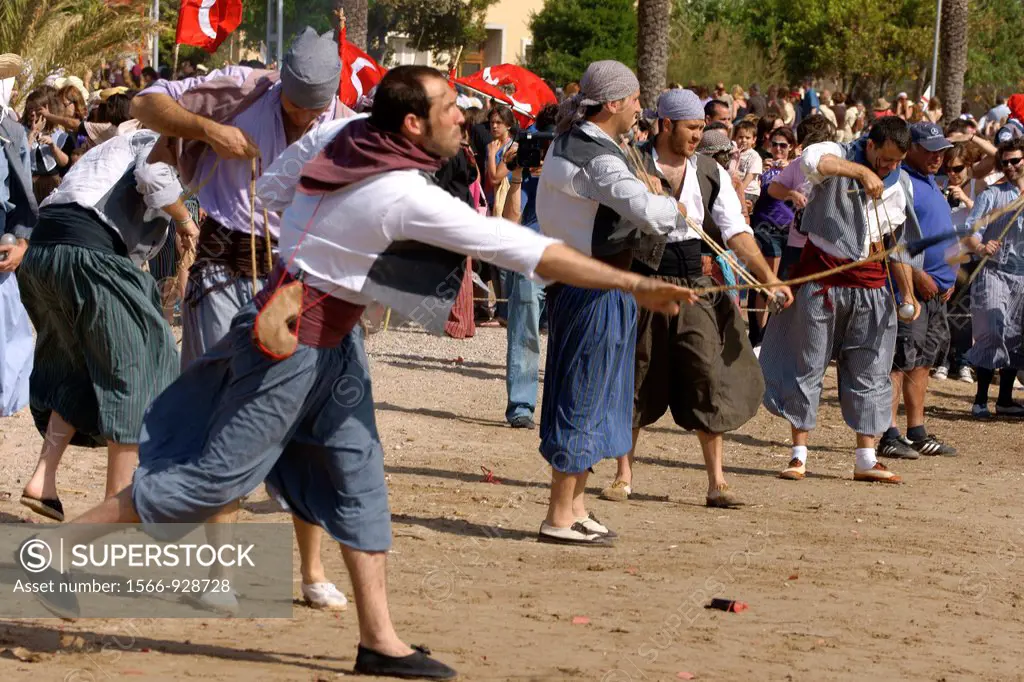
[1000,157,1024,167]
[771,141,790,148]
[946,165,966,173]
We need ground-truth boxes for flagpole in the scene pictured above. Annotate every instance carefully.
[173,44,180,78]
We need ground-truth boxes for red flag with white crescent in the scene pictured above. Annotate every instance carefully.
[456,64,557,126]
[338,26,387,107]
[175,0,243,54]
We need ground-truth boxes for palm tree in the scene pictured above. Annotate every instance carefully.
[340,0,369,50]
[637,0,671,109]
[937,0,968,125]
[0,0,155,108]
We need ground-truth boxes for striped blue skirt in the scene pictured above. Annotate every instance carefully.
[539,286,637,473]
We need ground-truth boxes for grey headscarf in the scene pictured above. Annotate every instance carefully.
[280,27,342,110]
[556,60,640,134]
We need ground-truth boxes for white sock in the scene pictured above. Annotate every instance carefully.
[855,447,877,471]
[791,445,808,464]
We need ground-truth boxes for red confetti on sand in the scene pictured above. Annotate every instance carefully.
[139,648,151,653]
[571,616,590,625]
[480,466,502,484]
[788,574,799,580]
[677,672,696,680]
[453,356,465,365]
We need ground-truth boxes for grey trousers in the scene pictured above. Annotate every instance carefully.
[181,263,267,370]
[760,284,896,435]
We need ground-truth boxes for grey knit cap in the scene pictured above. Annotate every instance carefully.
[281,27,341,110]
[657,88,704,122]
[556,60,640,133]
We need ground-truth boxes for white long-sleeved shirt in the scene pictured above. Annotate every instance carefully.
[256,117,560,317]
[40,129,182,263]
[651,148,752,244]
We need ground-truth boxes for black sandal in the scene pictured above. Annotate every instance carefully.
[354,644,457,679]
[20,495,64,522]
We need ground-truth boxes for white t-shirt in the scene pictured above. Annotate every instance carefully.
[730,148,763,197]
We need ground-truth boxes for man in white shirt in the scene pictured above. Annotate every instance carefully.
[28,66,696,680]
[599,88,792,508]
[759,117,923,484]
[534,61,701,546]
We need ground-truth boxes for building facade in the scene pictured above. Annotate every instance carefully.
[386,0,544,75]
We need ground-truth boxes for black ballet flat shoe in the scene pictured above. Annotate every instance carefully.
[354,644,458,679]
[20,494,64,522]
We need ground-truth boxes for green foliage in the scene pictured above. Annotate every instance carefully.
[739,0,933,91]
[238,0,336,52]
[0,0,156,106]
[966,0,1024,101]
[528,0,638,86]
[667,0,786,88]
[367,0,496,68]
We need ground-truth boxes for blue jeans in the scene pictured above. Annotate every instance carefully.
[505,272,545,422]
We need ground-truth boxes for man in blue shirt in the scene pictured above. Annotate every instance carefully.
[880,122,958,458]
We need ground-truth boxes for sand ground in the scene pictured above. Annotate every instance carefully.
[0,325,1022,682]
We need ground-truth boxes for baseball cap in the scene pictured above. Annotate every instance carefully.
[910,122,952,152]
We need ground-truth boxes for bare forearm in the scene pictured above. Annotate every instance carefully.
[50,144,69,167]
[727,232,780,283]
[816,154,867,182]
[161,197,191,222]
[892,262,915,299]
[501,185,522,223]
[534,243,640,293]
[45,114,80,130]
[131,94,212,142]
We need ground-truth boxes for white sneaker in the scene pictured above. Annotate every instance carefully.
[302,582,349,610]
[957,367,974,383]
[932,366,948,380]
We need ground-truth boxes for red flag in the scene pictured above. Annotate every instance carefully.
[175,0,243,54]
[338,26,386,107]
[456,64,557,127]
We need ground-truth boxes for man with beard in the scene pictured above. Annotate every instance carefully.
[760,117,924,484]
[599,87,793,508]
[964,138,1024,418]
[25,65,696,680]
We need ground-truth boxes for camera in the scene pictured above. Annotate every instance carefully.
[514,130,556,170]
[943,187,962,210]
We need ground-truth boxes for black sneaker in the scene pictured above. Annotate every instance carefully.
[877,435,920,460]
[354,644,457,679]
[908,434,957,457]
[509,415,536,430]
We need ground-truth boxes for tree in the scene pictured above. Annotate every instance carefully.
[0,0,155,107]
[965,0,1024,106]
[528,0,638,86]
[366,0,495,67]
[739,0,932,97]
[341,0,368,49]
[637,0,671,108]
[936,0,967,124]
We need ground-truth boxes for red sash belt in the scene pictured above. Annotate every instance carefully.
[253,264,366,349]
[792,241,887,311]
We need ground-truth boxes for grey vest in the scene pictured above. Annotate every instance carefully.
[631,143,723,271]
[550,125,637,257]
[800,141,924,268]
